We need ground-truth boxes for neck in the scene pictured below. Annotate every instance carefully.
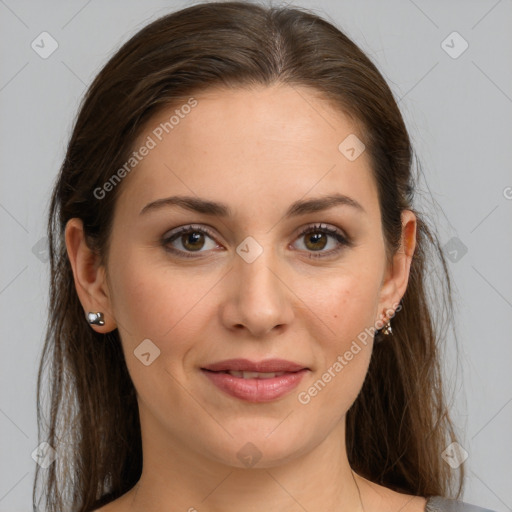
[124,409,364,512]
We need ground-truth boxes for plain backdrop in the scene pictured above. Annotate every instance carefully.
[0,0,511,511]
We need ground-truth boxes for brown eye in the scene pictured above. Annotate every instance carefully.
[293,223,351,259]
[303,231,328,251]
[180,231,206,251]
[162,225,219,258]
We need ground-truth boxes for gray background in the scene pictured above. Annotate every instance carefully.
[1,0,511,510]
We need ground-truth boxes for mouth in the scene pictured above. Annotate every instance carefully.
[200,367,309,402]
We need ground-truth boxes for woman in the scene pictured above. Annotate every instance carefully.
[33,2,497,512]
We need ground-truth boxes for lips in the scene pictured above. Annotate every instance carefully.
[201,358,308,373]
[202,369,308,402]
[200,358,309,402]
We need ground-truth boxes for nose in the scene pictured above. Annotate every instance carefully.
[219,243,295,338]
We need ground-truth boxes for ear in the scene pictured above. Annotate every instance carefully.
[65,218,117,333]
[375,209,417,324]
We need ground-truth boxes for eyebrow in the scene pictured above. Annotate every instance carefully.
[139,193,366,218]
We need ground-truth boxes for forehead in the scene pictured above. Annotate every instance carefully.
[115,84,379,222]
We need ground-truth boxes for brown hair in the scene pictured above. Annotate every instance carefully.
[34,2,464,511]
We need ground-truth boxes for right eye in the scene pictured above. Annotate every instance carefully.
[161,224,222,258]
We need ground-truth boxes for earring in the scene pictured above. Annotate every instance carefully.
[376,310,393,340]
[381,320,393,336]
[87,311,105,326]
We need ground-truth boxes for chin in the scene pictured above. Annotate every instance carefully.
[206,433,312,470]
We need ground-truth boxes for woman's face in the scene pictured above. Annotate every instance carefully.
[79,84,415,468]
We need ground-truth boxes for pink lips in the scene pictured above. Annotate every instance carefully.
[201,358,309,402]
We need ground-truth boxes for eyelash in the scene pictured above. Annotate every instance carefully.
[161,223,352,259]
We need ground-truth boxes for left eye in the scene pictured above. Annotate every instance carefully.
[293,224,349,257]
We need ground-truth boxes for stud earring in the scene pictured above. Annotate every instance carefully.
[87,311,105,326]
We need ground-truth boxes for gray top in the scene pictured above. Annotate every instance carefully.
[425,496,498,512]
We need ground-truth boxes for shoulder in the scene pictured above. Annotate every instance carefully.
[426,496,499,512]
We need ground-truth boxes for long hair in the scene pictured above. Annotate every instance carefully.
[34,2,464,511]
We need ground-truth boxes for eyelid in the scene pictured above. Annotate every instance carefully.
[162,223,221,245]
[294,223,350,242]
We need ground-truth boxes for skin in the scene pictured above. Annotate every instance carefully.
[66,84,424,512]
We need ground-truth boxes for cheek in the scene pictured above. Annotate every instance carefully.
[109,265,172,343]
[108,249,219,352]
[108,254,210,402]
[314,267,382,342]
[300,266,381,394]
